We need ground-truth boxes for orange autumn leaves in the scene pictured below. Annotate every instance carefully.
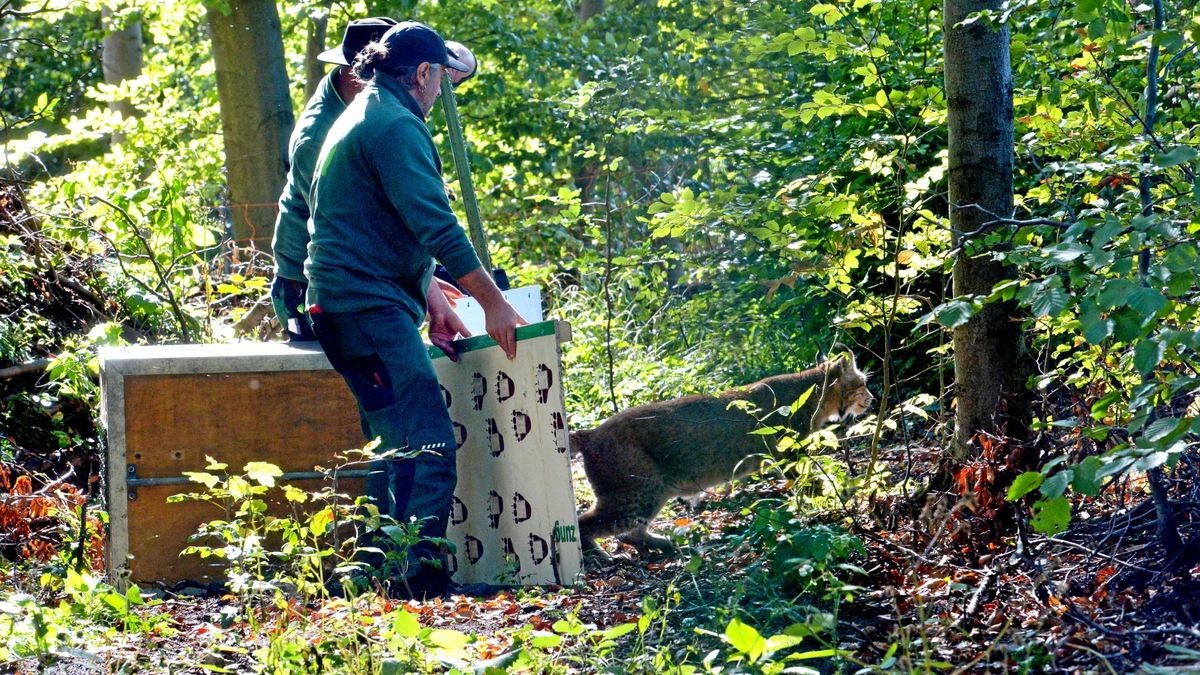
[0,465,104,568]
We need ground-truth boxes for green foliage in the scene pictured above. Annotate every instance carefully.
[965,0,1200,535]
[0,4,101,136]
[0,570,169,664]
[709,616,845,673]
[2,0,1198,668]
[169,455,374,623]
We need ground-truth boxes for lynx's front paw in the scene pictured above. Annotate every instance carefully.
[617,528,675,555]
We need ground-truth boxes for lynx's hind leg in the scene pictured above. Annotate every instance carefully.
[578,483,670,555]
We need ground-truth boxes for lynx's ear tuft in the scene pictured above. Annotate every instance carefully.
[818,343,856,371]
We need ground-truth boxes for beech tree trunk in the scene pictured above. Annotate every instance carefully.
[207,0,294,253]
[302,0,333,101]
[101,6,142,144]
[577,0,604,22]
[944,0,1029,458]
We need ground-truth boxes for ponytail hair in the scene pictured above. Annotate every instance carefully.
[353,41,420,87]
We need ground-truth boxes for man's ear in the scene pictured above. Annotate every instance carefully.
[416,61,433,84]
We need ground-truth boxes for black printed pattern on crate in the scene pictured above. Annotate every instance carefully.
[552,411,567,454]
[437,342,575,584]
[452,490,548,571]
[535,364,553,404]
[450,496,468,526]
[470,372,486,411]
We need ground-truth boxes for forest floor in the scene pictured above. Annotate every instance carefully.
[3,442,1199,674]
[3,193,1198,672]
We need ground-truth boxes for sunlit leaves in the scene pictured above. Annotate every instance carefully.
[245,462,283,488]
[1007,471,1043,500]
[646,188,714,239]
[1030,496,1071,535]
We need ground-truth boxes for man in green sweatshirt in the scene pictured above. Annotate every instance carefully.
[270,18,394,341]
[269,17,474,341]
[307,21,524,599]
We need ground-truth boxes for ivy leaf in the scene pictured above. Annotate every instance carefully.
[1007,471,1043,501]
[1031,496,1071,535]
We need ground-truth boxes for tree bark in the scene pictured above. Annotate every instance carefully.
[577,0,604,22]
[101,6,142,144]
[303,0,333,101]
[944,0,1028,458]
[207,0,294,253]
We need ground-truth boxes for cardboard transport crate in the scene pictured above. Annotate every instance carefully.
[100,320,581,588]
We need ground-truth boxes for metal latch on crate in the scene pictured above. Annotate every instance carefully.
[125,464,371,500]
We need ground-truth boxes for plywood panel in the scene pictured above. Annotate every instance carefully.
[122,371,362,475]
[433,323,580,585]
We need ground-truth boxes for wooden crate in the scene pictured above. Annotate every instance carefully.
[100,321,581,588]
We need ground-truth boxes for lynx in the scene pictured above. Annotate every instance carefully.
[571,350,873,554]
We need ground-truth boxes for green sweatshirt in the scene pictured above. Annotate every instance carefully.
[271,70,347,283]
[306,72,481,320]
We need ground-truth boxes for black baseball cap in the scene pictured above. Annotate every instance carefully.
[378,21,470,73]
[317,17,398,66]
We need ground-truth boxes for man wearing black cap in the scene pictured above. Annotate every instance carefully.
[306,21,525,599]
[269,18,477,341]
[269,18,396,341]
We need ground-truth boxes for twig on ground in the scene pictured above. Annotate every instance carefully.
[1037,534,1159,574]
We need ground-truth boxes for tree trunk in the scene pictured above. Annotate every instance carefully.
[207,0,294,253]
[577,0,604,22]
[943,0,1028,458]
[303,0,333,101]
[101,6,142,144]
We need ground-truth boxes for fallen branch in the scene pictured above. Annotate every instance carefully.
[0,357,51,381]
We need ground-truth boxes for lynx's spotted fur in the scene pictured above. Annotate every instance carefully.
[571,351,873,554]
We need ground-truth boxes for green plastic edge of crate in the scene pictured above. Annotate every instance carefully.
[428,320,558,360]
